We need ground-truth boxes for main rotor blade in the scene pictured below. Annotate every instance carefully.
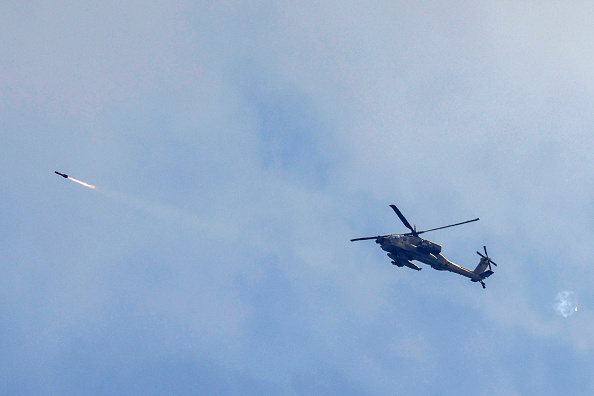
[416,218,480,235]
[389,205,416,234]
[350,235,388,242]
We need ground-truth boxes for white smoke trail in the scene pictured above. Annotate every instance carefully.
[554,291,578,317]
[97,188,202,227]
[57,172,201,227]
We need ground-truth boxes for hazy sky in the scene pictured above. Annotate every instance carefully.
[2,1,593,394]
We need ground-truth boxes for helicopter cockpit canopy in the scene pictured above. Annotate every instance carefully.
[418,239,442,254]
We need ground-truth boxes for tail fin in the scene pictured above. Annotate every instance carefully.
[473,257,493,278]
[475,246,497,279]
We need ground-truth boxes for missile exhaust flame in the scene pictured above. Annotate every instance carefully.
[68,176,96,189]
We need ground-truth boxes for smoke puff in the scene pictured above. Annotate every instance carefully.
[554,291,577,318]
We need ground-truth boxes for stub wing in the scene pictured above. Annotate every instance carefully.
[387,253,422,271]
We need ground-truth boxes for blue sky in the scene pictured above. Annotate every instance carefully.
[1,1,593,394]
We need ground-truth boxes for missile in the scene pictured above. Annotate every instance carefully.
[54,171,96,189]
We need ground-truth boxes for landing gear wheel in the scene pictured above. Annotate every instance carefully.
[480,281,486,289]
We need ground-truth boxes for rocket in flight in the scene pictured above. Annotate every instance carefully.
[54,171,96,189]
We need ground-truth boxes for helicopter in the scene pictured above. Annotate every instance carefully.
[351,205,497,288]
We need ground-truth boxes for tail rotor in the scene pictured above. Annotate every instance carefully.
[477,246,497,271]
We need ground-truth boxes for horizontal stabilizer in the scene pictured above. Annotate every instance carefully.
[480,270,494,279]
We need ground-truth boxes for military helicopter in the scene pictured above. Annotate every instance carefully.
[351,205,497,288]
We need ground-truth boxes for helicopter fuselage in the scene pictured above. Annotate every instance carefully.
[377,234,482,281]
